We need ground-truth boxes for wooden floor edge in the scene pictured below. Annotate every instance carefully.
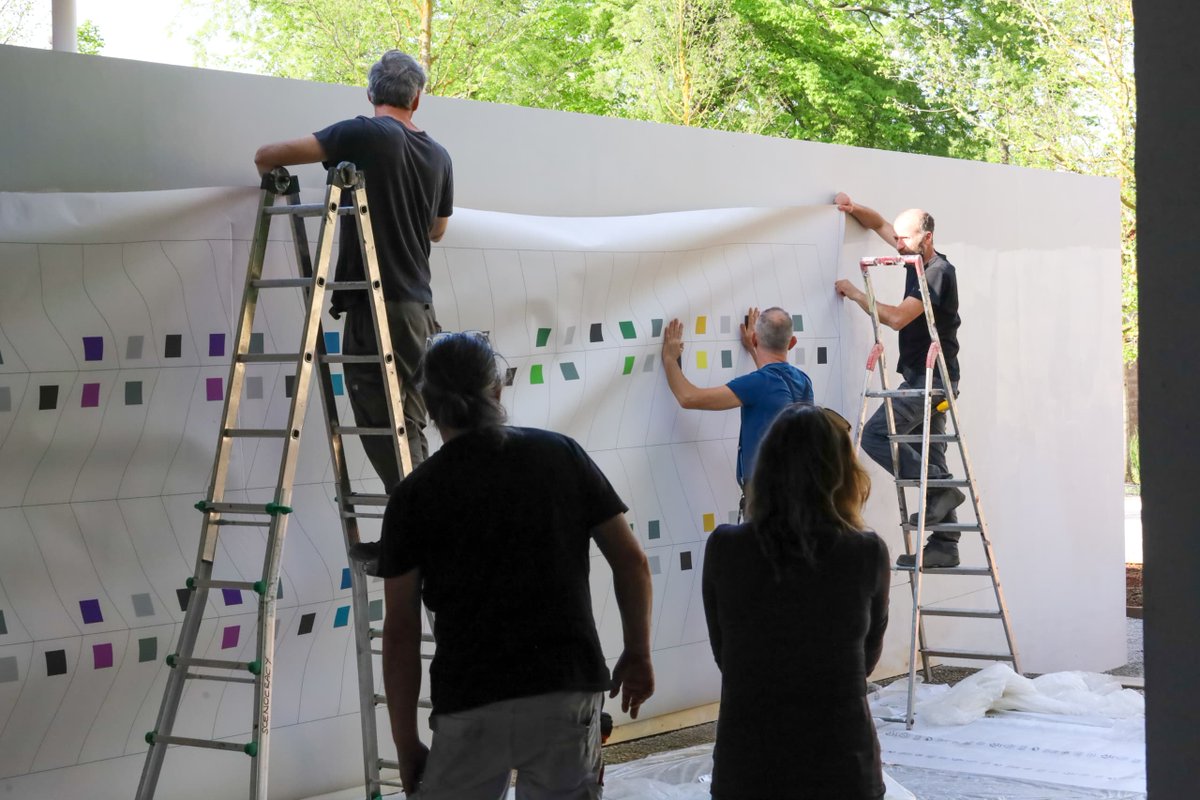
[606,702,721,745]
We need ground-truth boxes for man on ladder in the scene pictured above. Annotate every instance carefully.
[834,193,964,568]
[254,49,454,497]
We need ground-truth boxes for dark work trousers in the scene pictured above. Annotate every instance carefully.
[342,299,439,493]
[861,371,961,546]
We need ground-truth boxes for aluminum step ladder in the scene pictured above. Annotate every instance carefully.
[137,163,421,799]
[852,254,1020,730]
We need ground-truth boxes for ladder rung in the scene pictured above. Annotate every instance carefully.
[346,492,391,506]
[378,758,399,770]
[322,354,383,364]
[336,426,394,436]
[418,699,432,709]
[865,389,946,399]
[895,478,970,488]
[921,648,1016,662]
[223,428,290,438]
[149,734,253,754]
[889,434,958,443]
[251,277,312,289]
[374,693,386,705]
[197,501,284,515]
[195,579,259,592]
[919,607,1004,619]
[343,511,385,520]
[180,657,259,672]
[264,203,355,217]
[213,519,271,528]
[902,522,981,532]
[186,671,257,685]
[238,352,301,364]
[328,281,370,290]
[895,565,993,576]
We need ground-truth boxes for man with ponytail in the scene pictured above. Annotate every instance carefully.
[377,332,655,799]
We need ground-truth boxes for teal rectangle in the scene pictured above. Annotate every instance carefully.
[334,605,350,628]
[560,362,580,381]
[369,599,384,621]
[721,350,733,369]
[138,637,157,663]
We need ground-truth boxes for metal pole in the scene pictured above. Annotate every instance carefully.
[51,0,77,53]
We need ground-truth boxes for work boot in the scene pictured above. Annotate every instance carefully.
[348,540,382,577]
[897,544,960,569]
[915,486,966,525]
[909,508,958,528]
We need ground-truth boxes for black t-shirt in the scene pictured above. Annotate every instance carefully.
[898,251,960,382]
[378,426,627,715]
[313,115,453,310]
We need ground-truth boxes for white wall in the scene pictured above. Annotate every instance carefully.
[0,44,1125,797]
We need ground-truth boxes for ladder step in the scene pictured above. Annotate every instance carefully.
[322,354,384,364]
[378,759,399,771]
[176,656,261,673]
[196,501,291,516]
[264,203,355,217]
[213,519,271,528]
[238,352,302,364]
[194,579,259,592]
[865,389,946,399]
[901,522,981,532]
[223,428,290,439]
[919,607,1005,619]
[185,672,257,685]
[147,733,256,755]
[336,426,395,436]
[895,478,971,488]
[343,511,385,520]
[250,277,312,289]
[889,434,958,443]
[895,565,992,576]
[346,492,391,506]
[921,648,1016,662]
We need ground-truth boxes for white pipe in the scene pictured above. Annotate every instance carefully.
[51,0,77,53]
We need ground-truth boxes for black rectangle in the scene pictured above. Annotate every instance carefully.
[284,374,296,398]
[297,612,316,635]
[504,367,517,387]
[680,551,693,571]
[45,649,67,676]
[817,346,828,365]
[589,322,604,343]
[38,384,59,410]
[176,587,190,612]
[164,334,182,358]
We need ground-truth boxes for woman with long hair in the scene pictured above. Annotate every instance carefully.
[702,403,890,799]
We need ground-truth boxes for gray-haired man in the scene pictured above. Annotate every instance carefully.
[255,50,454,489]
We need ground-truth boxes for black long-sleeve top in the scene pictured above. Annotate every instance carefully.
[702,523,891,800]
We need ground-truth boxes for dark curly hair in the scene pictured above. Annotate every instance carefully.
[418,332,507,432]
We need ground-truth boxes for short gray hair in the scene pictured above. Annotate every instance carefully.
[367,50,426,109]
[756,307,794,352]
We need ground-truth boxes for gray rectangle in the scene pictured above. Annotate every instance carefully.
[131,592,155,618]
[648,555,661,575]
[720,316,731,333]
[0,656,18,683]
[124,381,143,405]
[126,335,144,360]
[246,376,264,400]
[794,347,806,365]
[0,386,10,412]
[0,608,7,635]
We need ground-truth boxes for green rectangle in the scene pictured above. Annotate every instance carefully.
[369,599,384,621]
[530,364,544,384]
[793,314,804,332]
[623,356,635,375]
[536,327,551,347]
[619,321,636,339]
[138,637,157,663]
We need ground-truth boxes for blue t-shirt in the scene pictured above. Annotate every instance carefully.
[727,362,814,485]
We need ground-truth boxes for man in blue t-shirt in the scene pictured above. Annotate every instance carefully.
[661,307,814,491]
[254,50,453,487]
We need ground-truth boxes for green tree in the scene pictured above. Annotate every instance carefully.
[76,18,103,54]
[1,0,43,46]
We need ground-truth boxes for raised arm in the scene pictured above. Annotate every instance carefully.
[592,514,655,718]
[835,192,898,250]
[661,319,741,410]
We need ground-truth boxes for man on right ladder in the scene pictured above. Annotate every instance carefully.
[833,193,964,568]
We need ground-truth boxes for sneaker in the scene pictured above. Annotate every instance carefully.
[917,487,965,525]
[896,546,960,569]
[348,540,382,577]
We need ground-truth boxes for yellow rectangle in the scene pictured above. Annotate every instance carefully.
[696,351,708,369]
[695,316,707,335]
[702,513,716,532]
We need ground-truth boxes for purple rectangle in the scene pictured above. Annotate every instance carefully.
[205,377,223,402]
[80,599,103,624]
[81,383,101,408]
[222,588,242,606]
[83,336,104,361]
[221,625,240,649]
[92,642,114,669]
[208,333,226,357]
